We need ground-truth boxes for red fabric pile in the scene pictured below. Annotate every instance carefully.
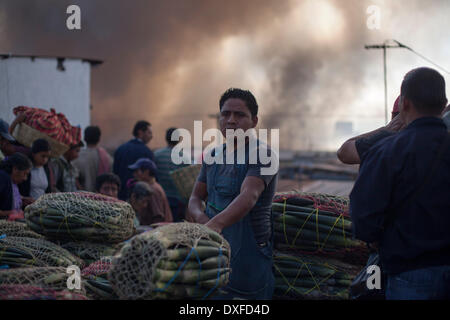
[13,106,81,146]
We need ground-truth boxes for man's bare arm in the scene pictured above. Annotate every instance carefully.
[186,181,209,224]
[337,116,405,165]
[205,176,265,234]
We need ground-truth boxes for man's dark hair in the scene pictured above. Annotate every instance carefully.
[0,152,32,174]
[133,121,151,137]
[131,181,153,201]
[31,138,51,154]
[84,126,101,145]
[401,67,447,115]
[219,88,258,117]
[166,127,178,146]
[95,173,121,192]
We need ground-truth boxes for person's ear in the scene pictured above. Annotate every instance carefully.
[252,115,258,128]
[403,97,415,113]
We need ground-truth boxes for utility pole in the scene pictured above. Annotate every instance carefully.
[365,40,405,124]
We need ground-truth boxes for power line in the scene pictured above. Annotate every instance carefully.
[393,40,450,75]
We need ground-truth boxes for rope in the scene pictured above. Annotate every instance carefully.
[201,246,223,300]
[153,246,202,293]
[273,254,348,299]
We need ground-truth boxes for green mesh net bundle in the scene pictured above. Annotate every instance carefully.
[82,257,117,300]
[24,192,136,243]
[0,267,86,297]
[61,242,123,266]
[0,235,84,268]
[272,192,368,266]
[272,251,361,300]
[0,220,44,239]
[108,222,231,300]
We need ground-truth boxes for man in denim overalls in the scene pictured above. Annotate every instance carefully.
[187,88,278,300]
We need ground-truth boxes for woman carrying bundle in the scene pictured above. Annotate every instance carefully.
[0,153,32,221]
[19,139,55,201]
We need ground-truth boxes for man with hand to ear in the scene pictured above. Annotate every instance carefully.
[337,96,406,165]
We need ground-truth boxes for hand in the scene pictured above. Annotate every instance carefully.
[185,208,210,224]
[22,197,35,207]
[385,115,406,132]
[205,219,223,234]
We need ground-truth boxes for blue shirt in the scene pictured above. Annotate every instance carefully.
[113,138,154,200]
[350,117,450,274]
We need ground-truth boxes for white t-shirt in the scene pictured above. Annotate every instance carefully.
[30,166,48,199]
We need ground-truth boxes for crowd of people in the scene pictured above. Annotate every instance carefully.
[0,114,187,227]
[0,67,449,300]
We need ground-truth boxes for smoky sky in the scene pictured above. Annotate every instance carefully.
[0,0,449,150]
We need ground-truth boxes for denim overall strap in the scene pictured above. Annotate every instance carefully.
[205,143,274,299]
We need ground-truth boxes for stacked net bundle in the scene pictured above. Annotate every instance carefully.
[0,236,84,268]
[25,192,136,243]
[272,192,368,266]
[108,222,231,300]
[61,242,123,266]
[0,285,88,300]
[0,267,86,296]
[82,257,117,300]
[271,192,369,300]
[0,236,83,268]
[273,191,350,217]
[0,220,44,239]
[272,251,361,300]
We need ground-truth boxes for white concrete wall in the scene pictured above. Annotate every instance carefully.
[0,56,91,130]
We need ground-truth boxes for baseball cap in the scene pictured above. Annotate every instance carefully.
[0,119,16,142]
[128,158,158,174]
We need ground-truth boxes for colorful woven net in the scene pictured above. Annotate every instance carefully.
[0,220,44,239]
[272,251,361,300]
[82,257,117,300]
[271,192,369,300]
[0,236,84,268]
[108,222,231,300]
[273,191,350,217]
[24,192,136,243]
[271,191,368,265]
[0,267,86,296]
[61,242,122,266]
